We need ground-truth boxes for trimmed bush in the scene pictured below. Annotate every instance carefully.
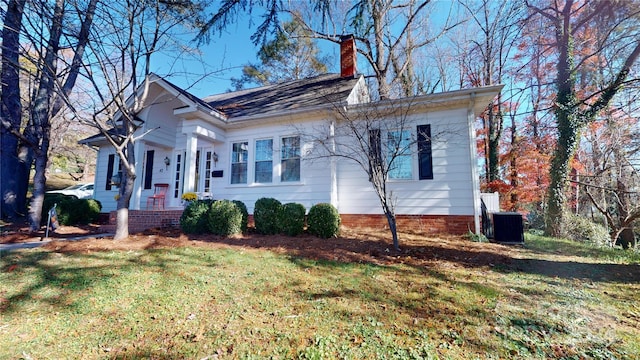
[41,194,102,225]
[180,199,212,234]
[307,203,340,238]
[207,200,243,236]
[232,200,249,233]
[561,212,610,246]
[279,202,306,236]
[254,197,282,235]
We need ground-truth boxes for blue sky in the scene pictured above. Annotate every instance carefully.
[151,1,455,98]
[152,13,341,98]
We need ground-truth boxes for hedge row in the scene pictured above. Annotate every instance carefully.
[41,194,102,226]
[180,198,340,238]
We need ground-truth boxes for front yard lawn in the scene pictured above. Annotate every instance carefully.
[1,229,639,359]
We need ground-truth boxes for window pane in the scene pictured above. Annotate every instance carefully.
[254,139,273,183]
[231,142,248,184]
[281,136,300,159]
[231,163,247,184]
[281,137,300,182]
[387,130,412,180]
[256,139,273,161]
[281,158,300,182]
[389,155,412,179]
[232,142,248,163]
[255,161,273,183]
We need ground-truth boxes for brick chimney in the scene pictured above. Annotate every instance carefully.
[340,35,357,78]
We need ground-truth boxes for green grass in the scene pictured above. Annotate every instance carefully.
[525,232,640,263]
[1,234,639,359]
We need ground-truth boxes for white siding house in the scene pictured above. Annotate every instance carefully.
[81,55,501,234]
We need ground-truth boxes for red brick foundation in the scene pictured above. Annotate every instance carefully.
[102,210,183,233]
[101,211,474,236]
[340,214,475,235]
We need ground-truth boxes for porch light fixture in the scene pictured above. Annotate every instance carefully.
[164,156,170,169]
[213,152,219,166]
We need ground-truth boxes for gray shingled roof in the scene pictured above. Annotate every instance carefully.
[202,73,361,119]
[80,74,361,145]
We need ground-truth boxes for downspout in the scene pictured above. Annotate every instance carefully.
[467,93,481,234]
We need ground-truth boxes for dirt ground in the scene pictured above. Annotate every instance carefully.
[1,219,519,270]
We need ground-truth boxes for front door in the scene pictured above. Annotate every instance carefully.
[173,148,215,201]
[201,149,215,194]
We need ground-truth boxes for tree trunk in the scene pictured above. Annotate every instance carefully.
[385,212,399,251]
[82,161,91,181]
[545,3,577,237]
[114,174,135,241]
[379,195,399,251]
[372,0,390,100]
[0,0,26,220]
[617,228,635,250]
[509,120,518,211]
[26,0,64,231]
[538,1,640,237]
[487,107,502,183]
[616,173,635,249]
[29,151,48,231]
[114,143,136,241]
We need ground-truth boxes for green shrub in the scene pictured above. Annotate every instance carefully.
[307,203,341,238]
[41,194,102,226]
[207,200,243,236]
[232,200,249,233]
[561,212,610,246]
[254,197,282,235]
[180,200,212,234]
[279,202,306,236]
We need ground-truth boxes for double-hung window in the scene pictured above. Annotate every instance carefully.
[281,136,300,182]
[231,141,248,184]
[255,139,273,183]
[387,130,412,180]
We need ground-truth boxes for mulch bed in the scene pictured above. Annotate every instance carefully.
[0,221,515,270]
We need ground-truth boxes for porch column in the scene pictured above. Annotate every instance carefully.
[184,132,198,193]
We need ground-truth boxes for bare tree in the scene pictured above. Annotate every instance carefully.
[526,0,640,237]
[293,0,460,100]
[459,0,525,184]
[0,0,98,230]
[579,107,640,249]
[198,0,460,100]
[78,0,202,240]
[0,0,27,220]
